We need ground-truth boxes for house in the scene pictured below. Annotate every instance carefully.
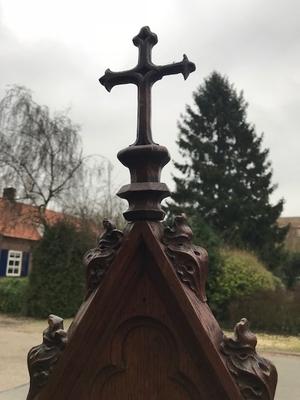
[278,217,300,252]
[0,188,64,278]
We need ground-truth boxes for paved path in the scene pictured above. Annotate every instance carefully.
[268,353,300,399]
[0,314,72,392]
[0,354,299,399]
[0,385,28,400]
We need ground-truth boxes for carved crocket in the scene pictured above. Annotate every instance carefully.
[84,218,123,299]
[162,214,208,301]
[221,318,277,400]
[27,314,67,400]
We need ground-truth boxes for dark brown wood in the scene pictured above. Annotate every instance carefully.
[83,219,123,299]
[221,318,277,400]
[162,214,208,301]
[27,26,277,400]
[99,27,196,221]
[32,221,243,400]
[27,315,67,400]
[99,26,195,146]
[28,218,277,400]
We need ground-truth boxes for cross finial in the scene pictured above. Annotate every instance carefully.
[99,27,196,221]
[99,26,196,145]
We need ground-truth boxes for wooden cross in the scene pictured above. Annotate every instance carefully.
[99,26,196,145]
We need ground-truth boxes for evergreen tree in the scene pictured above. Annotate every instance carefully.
[172,71,287,269]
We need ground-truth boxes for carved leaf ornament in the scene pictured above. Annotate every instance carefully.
[162,214,208,301]
[84,218,123,299]
[221,318,277,400]
[27,315,67,400]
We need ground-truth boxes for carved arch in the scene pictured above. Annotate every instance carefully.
[90,316,202,400]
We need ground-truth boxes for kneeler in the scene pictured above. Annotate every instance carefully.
[26,27,277,400]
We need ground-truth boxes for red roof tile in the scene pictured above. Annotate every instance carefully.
[0,198,64,241]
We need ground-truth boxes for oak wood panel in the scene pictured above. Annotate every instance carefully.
[36,222,242,400]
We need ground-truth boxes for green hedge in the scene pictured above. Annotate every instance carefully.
[282,251,300,288]
[229,287,300,334]
[0,277,28,315]
[26,219,95,319]
[210,248,280,317]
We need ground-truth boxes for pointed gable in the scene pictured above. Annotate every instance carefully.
[35,221,242,400]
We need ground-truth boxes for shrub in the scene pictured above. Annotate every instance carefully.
[229,287,300,334]
[0,277,28,315]
[26,219,95,318]
[211,248,280,318]
[281,251,300,288]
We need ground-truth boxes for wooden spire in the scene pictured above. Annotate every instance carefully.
[99,26,195,222]
[27,27,277,400]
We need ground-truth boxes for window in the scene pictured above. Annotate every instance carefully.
[6,250,22,277]
[296,228,300,238]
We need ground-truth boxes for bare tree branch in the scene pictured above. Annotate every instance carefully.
[0,85,83,211]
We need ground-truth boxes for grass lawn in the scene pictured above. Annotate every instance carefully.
[223,329,300,354]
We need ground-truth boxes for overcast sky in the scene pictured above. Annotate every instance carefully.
[0,0,299,216]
